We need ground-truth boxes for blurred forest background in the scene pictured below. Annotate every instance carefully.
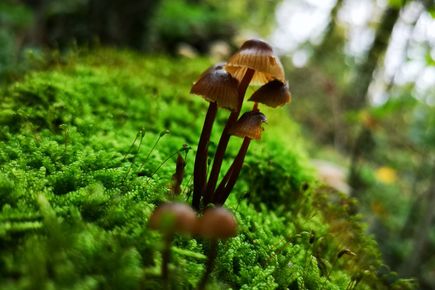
[1,0,434,288]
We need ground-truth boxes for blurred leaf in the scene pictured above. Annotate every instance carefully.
[425,50,435,66]
[0,3,33,28]
[375,166,397,184]
[388,0,406,8]
[45,0,89,16]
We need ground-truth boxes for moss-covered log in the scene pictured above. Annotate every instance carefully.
[0,49,414,289]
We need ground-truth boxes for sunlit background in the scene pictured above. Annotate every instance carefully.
[271,0,435,103]
[1,0,434,288]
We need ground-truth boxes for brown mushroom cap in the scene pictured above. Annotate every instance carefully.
[228,111,267,140]
[190,63,239,111]
[197,207,237,239]
[148,202,197,235]
[248,79,291,108]
[225,39,285,85]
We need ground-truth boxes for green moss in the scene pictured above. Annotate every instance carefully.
[0,49,415,289]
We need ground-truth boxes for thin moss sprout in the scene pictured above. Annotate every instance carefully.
[136,129,170,175]
[122,128,146,181]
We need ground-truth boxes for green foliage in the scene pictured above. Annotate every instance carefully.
[0,2,33,81]
[0,49,413,289]
[388,0,407,8]
[202,0,282,36]
[239,137,313,210]
[0,2,33,29]
[150,0,235,53]
[149,0,282,53]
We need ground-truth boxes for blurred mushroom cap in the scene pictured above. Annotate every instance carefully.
[249,80,291,108]
[197,207,237,239]
[209,40,231,62]
[229,111,267,140]
[148,202,197,235]
[225,39,285,85]
[190,63,239,111]
[311,160,350,195]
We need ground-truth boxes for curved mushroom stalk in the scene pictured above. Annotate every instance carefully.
[192,102,217,209]
[204,39,285,208]
[190,63,239,210]
[203,69,255,207]
[213,111,267,205]
[213,78,292,205]
[214,138,250,205]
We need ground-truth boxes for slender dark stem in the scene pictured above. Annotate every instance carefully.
[213,146,240,203]
[192,102,218,211]
[203,114,236,206]
[203,69,255,208]
[214,158,236,196]
[197,239,218,290]
[122,129,143,162]
[214,137,250,205]
[162,233,174,289]
[213,102,259,204]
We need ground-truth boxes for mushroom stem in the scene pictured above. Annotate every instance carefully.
[203,68,255,208]
[161,233,174,288]
[214,158,236,197]
[192,102,218,210]
[197,239,218,290]
[214,137,250,205]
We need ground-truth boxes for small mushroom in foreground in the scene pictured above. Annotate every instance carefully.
[196,207,237,290]
[249,79,291,108]
[149,203,197,285]
[191,63,239,211]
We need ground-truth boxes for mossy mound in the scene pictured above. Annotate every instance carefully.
[0,49,414,289]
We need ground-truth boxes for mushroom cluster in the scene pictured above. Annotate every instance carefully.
[191,39,291,211]
[149,203,237,289]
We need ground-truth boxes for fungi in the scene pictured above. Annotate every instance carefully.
[196,207,237,290]
[225,39,286,85]
[190,63,239,111]
[249,79,291,108]
[190,63,239,210]
[204,39,284,207]
[228,111,267,140]
[213,111,267,205]
[189,39,290,210]
[148,202,197,285]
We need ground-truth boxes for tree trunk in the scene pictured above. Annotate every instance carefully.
[348,5,401,109]
[313,0,345,60]
[399,169,435,277]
